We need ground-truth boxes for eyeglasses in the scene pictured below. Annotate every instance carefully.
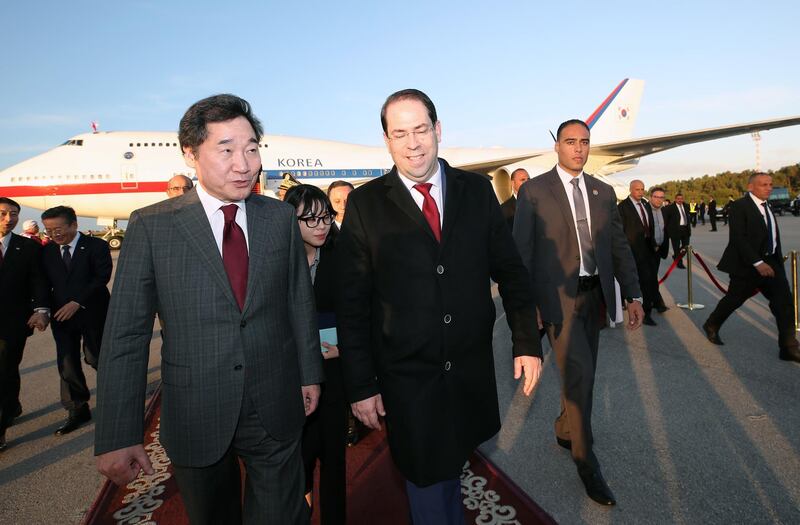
[169,185,193,192]
[297,214,334,228]
[44,227,67,236]
[387,125,434,143]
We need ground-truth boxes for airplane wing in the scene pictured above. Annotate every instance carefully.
[591,115,800,165]
[450,152,551,175]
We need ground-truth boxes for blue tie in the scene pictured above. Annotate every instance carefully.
[763,202,774,254]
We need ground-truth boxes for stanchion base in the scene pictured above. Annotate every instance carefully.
[677,303,705,310]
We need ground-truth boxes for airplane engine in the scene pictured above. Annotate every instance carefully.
[488,168,511,203]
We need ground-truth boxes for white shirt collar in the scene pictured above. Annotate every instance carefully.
[397,161,443,194]
[556,164,584,186]
[196,183,246,221]
[749,192,767,207]
[63,231,81,253]
[0,231,11,254]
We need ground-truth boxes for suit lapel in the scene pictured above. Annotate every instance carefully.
[545,169,579,248]
[174,192,239,310]
[384,168,438,243]
[68,234,89,276]
[242,196,280,314]
[440,161,463,247]
[584,175,604,240]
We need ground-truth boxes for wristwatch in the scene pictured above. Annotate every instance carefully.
[625,297,643,304]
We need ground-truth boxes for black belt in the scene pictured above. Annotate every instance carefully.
[577,275,600,291]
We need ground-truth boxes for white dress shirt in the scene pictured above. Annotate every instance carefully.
[397,161,444,227]
[196,183,250,255]
[0,231,11,257]
[556,165,595,276]
[749,192,777,265]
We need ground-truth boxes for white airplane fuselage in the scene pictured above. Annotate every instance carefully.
[1,131,549,220]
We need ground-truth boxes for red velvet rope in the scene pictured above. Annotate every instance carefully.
[691,251,729,294]
[658,250,684,284]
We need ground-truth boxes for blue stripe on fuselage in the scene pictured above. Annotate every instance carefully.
[264,168,388,180]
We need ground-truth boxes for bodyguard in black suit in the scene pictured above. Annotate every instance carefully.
[708,197,718,231]
[500,168,530,230]
[514,120,644,506]
[703,173,800,362]
[337,90,542,523]
[618,180,658,325]
[0,198,49,451]
[664,193,691,268]
[41,206,112,435]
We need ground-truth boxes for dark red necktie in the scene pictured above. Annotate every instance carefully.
[221,204,248,310]
[637,202,650,237]
[413,183,441,242]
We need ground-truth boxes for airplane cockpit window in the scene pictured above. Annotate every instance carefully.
[61,139,85,146]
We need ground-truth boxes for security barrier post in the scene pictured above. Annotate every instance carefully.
[677,245,704,311]
[792,250,798,332]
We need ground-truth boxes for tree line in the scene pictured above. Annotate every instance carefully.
[648,163,800,203]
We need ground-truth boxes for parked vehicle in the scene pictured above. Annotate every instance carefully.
[769,186,792,215]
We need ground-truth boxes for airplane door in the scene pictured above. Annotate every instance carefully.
[121,164,138,190]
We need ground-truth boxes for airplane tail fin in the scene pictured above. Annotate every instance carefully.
[585,78,645,143]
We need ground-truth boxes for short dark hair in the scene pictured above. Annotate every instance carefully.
[650,186,666,195]
[179,94,263,154]
[556,119,590,140]
[41,205,77,224]
[748,172,770,183]
[674,193,684,199]
[0,197,21,211]
[284,184,336,220]
[326,180,354,196]
[381,89,438,134]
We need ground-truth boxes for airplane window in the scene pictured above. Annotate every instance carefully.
[144,143,148,147]
[159,142,163,146]
[136,143,141,147]
[77,140,83,146]
[129,143,133,147]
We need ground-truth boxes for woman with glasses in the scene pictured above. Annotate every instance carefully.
[284,184,346,524]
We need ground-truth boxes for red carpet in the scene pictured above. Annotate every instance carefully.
[84,386,556,524]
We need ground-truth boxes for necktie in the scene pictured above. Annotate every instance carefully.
[637,202,650,237]
[221,204,249,310]
[413,183,441,242]
[678,204,686,225]
[570,178,596,274]
[62,245,72,270]
[763,202,774,254]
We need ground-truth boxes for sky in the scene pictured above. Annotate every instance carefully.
[1,1,799,226]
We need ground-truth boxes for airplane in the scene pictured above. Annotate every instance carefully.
[2,78,799,235]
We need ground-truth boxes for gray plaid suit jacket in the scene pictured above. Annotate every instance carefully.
[95,189,323,467]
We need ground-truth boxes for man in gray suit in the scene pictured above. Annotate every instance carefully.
[513,119,643,507]
[95,94,323,524]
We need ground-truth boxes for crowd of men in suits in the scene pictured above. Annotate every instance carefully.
[0,200,112,452]
[2,90,797,524]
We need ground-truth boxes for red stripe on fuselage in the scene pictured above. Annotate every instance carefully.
[2,182,170,197]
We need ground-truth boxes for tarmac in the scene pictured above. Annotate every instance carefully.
[1,216,799,524]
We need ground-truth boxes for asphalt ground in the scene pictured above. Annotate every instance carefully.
[1,216,799,524]
[486,215,800,524]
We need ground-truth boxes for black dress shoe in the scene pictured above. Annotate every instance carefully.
[556,437,572,450]
[579,470,616,506]
[656,305,669,313]
[779,346,800,363]
[643,315,657,326]
[702,321,724,345]
[55,407,92,436]
[677,262,686,269]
